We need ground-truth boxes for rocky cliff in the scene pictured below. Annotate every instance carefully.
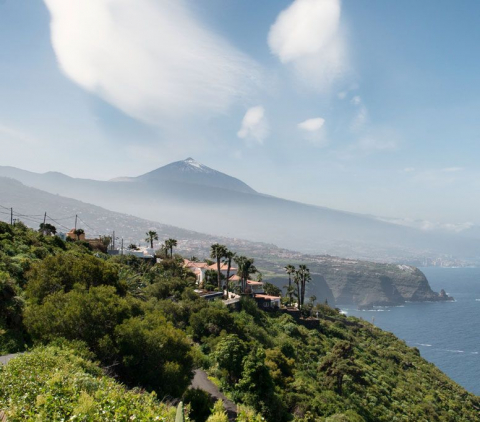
[305,258,453,306]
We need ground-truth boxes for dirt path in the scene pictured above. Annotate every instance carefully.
[190,369,237,420]
[0,354,20,366]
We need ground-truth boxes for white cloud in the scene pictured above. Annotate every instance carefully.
[268,0,347,90]
[298,117,325,132]
[237,106,269,145]
[43,0,261,125]
[297,117,328,147]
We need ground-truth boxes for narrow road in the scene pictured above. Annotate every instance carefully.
[190,369,237,420]
[0,354,19,365]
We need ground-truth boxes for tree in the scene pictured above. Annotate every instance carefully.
[74,228,85,240]
[128,243,139,250]
[115,310,194,397]
[263,282,281,297]
[234,256,257,294]
[284,265,295,304]
[164,238,178,258]
[145,230,158,249]
[24,285,131,361]
[38,223,56,236]
[100,235,112,249]
[213,334,248,384]
[237,348,283,420]
[223,249,236,298]
[296,265,311,308]
[318,341,365,396]
[210,244,227,290]
[26,252,121,304]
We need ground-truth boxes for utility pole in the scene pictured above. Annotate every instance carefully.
[121,238,124,255]
[74,215,78,231]
[42,212,47,234]
[10,208,13,226]
[112,231,115,250]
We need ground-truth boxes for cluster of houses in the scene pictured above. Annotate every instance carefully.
[62,227,282,309]
[183,259,281,309]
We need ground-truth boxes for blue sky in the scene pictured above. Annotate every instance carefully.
[1,0,480,226]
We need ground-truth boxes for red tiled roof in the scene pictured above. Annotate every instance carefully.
[247,280,263,285]
[184,259,209,269]
[208,263,237,271]
[255,294,281,300]
[229,275,241,281]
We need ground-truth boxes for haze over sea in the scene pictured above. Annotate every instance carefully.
[340,267,480,395]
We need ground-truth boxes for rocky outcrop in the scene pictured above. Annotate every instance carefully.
[305,259,453,307]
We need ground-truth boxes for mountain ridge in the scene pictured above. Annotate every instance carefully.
[0,160,479,264]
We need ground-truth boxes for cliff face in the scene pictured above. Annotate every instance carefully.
[306,258,452,306]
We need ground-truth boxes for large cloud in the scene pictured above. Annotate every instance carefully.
[237,106,269,145]
[43,0,260,125]
[268,0,346,90]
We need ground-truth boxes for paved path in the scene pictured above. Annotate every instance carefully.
[191,369,237,420]
[0,354,19,365]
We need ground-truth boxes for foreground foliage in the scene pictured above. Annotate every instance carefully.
[0,344,175,421]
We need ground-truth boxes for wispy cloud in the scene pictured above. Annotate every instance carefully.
[350,95,368,131]
[43,0,261,125]
[268,0,347,91]
[358,136,397,151]
[237,106,269,145]
[442,167,464,173]
[0,123,38,146]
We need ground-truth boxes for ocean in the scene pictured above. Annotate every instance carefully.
[339,267,480,396]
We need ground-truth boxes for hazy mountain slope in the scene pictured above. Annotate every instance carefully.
[0,177,451,306]
[1,160,479,263]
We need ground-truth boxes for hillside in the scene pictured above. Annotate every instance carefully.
[0,177,451,306]
[0,223,478,421]
[1,160,479,264]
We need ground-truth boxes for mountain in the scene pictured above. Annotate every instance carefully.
[111,157,256,194]
[1,159,479,264]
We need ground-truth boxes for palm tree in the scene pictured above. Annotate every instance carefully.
[296,265,311,308]
[165,238,178,258]
[145,231,158,249]
[210,243,227,290]
[284,264,295,304]
[293,271,301,308]
[74,228,85,241]
[223,249,236,298]
[234,256,257,294]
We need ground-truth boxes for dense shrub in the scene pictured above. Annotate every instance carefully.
[115,310,194,397]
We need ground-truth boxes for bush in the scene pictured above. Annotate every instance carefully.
[183,388,213,422]
[26,252,121,303]
[24,285,131,360]
[115,310,194,397]
[0,345,175,421]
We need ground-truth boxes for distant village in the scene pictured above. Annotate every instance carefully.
[50,225,318,313]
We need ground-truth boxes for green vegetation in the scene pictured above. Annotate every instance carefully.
[0,344,175,421]
[0,222,479,421]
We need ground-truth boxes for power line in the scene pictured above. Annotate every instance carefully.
[46,215,71,231]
